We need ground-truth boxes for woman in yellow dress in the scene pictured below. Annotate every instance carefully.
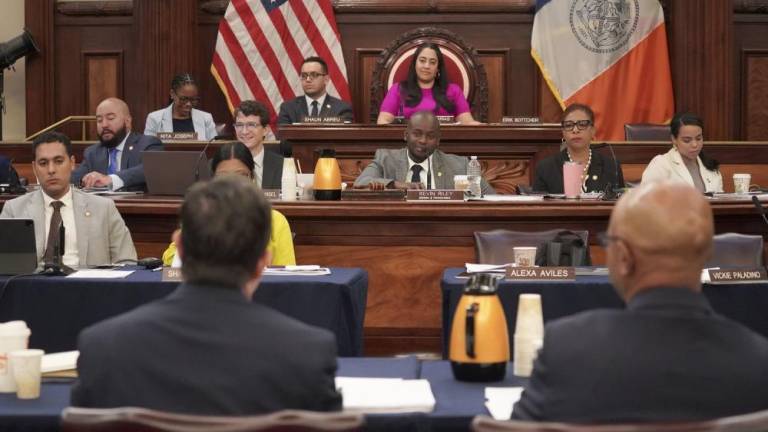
[162,141,296,266]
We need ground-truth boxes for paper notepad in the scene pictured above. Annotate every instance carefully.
[66,270,134,279]
[485,387,525,420]
[42,351,79,373]
[335,377,436,413]
[263,265,331,276]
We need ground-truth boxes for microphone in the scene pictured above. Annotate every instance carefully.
[592,143,621,200]
[752,195,768,227]
[41,224,73,276]
[194,135,219,182]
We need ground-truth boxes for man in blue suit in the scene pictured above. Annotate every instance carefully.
[71,97,163,191]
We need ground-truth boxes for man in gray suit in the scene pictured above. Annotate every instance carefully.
[1,132,136,269]
[354,111,494,193]
[71,97,163,191]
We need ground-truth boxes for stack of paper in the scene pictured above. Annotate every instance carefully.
[484,387,525,420]
[263,265,331,276]
[335,377,436,413]
[42,351,79,377]
[465,263,510,274]
[467,195,544,202]
[66,270,134,279]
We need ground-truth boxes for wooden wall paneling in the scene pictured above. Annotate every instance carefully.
[196,12,232,127]
[83,51,123,140]
[353,49,383,125]
[741,50,768,140]
[668,0,734,140]
[477,51,505,122]
[25,0,56,137]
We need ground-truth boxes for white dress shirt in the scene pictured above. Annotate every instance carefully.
[252,147,265,188]
[305,94,327,116]
[42,187,79,268]
[108,133,129,191]
[406,154,435,189]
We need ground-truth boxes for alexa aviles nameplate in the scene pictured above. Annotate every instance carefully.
[406,189,465,201]
[506,266,575,281]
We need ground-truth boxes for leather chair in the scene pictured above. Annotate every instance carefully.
[624,123,670,141]
[60,407,364,432]
[471,409,768,432]
[705,233,765,268]
[474,229,590,265]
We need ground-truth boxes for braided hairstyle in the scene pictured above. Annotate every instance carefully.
[169,73,197,103]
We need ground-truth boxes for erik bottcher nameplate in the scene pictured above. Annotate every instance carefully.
[708,268,768,283]
[406,189,465,201]
[506,266,576,281]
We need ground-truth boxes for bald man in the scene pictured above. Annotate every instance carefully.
[71,97,163,191]
[512,181,768,422]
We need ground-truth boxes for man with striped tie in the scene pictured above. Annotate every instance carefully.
[71,97,163,191]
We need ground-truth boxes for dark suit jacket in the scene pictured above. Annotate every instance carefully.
[532,148,624,194]
[0,155,20,186]
[71,283,342,415]
[277,95,353,156]
[261,148,284,189]
[71,132,163,191]
[512,288,768,422]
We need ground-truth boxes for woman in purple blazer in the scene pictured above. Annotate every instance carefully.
[376,43,479,125]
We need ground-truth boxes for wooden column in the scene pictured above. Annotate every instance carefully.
[667,0,734,140]
[24,0,56,137]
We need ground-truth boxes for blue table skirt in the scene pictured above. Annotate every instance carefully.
[0,358,516,432]
[0,268,368,357]
[441,268,768,358]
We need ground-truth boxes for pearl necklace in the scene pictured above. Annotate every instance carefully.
[567,148,592,192]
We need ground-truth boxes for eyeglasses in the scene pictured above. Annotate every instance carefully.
[561,120,592,131]
[300,72,326,81]
[175,95,200,106]
[597,232,621,247]
[233,122,262,130]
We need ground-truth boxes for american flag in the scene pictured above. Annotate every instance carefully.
[211,0,351,126]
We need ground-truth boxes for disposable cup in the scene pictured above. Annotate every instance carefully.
[513,247,538,267]
[514,294,544,337]
[563,162,583,198]
[0,322,31,393]
[8,349,44,399]
[513,334,543,377]
[733,173,751,194]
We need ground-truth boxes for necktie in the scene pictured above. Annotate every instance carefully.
[310,100,319,117]
[107,148,119,175]
[410,165,423,185]
[43,201,64,264]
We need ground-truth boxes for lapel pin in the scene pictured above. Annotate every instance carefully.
[592,175,597,180]
[437,172,442,177]
[85,211,91,217]
[326,104,331,109]
[128,146,133,151]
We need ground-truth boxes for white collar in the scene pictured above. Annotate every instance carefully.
[42,185,74,208]
[252,146,265,168]
[111,132,129,152]
[305,94,327,113]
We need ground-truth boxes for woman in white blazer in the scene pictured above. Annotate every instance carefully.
[642,112,723,193]
[144,73,218,141]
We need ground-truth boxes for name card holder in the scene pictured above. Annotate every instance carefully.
[506,266,576,281]
[162,267,183,282]
[300,116,345,124]
[406,189,465,201]
[261,189,281,200]
[157,132,198,141]
[708,268,768,283]
[501,116,541,125]
[436,116,455,124]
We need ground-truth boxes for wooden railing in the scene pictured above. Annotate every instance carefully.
[25,116,96,141]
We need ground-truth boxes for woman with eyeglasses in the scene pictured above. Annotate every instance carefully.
[162,141,296,267]
[377,43,480,125]
[641,112,722,193]
[144,73,218,141]
[532,103,625,194]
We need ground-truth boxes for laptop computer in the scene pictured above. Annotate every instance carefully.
[142,151,212,196]
[0,219,38,275]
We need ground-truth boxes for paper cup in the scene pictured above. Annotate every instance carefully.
[513,247,538,267]
[733,173,751,194]
[8,349,44,399]
[563,162,583,198]
[453,175,470,191]
[0,321,31,393]
[513,334,543,377]
[514,294,544,337]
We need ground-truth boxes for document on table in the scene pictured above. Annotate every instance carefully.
[263,265,331,276]
[485,387,525,420]
[335,377,436,413]
[66,270,134,279]
[467,195,545,202]
[465,263,510,273]
[42,351,79,373]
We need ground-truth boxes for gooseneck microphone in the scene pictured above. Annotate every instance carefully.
[194,135,219,182]
[592,143,621,199]
[752,195,768,227]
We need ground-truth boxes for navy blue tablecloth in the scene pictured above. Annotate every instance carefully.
[0,268,368,357]
[442,268,768,358]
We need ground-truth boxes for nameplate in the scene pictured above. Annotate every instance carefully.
[436,116,455,124]
[406,189,464,201]
[161,267,183,282]
[501,116,541,124]
[301,116,344,124]
[341,190,406,201]
[506,266,575,281]
[261,189,280,200]
[157,132,198,141]
[708,268,768,283]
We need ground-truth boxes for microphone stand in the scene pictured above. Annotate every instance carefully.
[752,196,768,227]
[194,136,219,182]
[41,224,74,276]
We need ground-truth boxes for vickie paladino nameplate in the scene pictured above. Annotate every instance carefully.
[157,132,198,141]
[708,268,768,283]
[406,189,465,201]
[300,116,345,124]
[162,267,183,282]
[506,266,576,281]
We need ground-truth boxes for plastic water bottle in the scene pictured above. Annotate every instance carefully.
[467,156,482,197]
[281,157,297,201]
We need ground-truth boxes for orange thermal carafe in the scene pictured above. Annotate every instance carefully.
[449,273,509,382]
[313,148,342,200]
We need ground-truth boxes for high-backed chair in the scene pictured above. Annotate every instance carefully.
[61,407,364,432]
[471,409,768,432]
[624,123,670,141]
[474,229,590,265]
[369,27,488,122]
[705,233,765,268]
